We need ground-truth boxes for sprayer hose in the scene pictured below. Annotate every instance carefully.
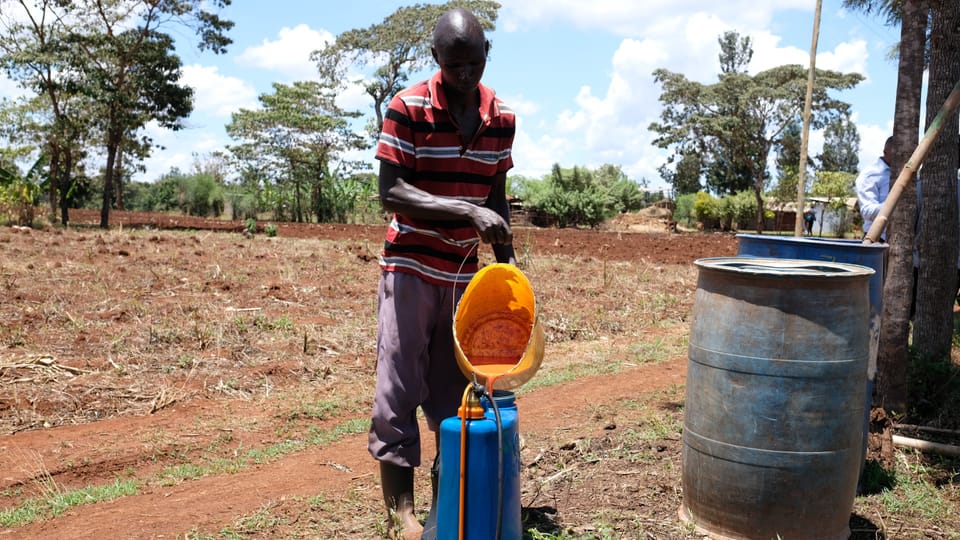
[456,383,505,540]
[484,387,505,540]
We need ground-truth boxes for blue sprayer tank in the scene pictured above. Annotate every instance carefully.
[435,390,522,540]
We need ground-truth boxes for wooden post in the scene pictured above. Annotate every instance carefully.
[795,0,822,237]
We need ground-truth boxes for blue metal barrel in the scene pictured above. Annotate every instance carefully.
[680,257,873,540]
[436,390,522,540]
[736,234,886,379]
[736,234,887,482]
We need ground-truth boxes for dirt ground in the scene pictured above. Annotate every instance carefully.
[0,209,956,539]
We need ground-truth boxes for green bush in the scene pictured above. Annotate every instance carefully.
[721,190,759,230]
[518,165,624,228]
[181,173,224,217]
[0,179,39,226]
[673,193,697,227]
[693,192,720,227]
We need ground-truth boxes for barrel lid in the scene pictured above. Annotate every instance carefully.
[695,256,875,277]
[736,233,888,251]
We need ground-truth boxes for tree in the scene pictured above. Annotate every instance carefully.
[593,163,648,213]
[658,147,703,195]
[226,81,370,223]
[650,31,863,232]
[913,0,959,361]
[817,113,861,173]
[850,0,928,414]
[771,120,810,203]
[312,0,500,137]
[0,0,233,228]
[0,0,97,225]
[73,1,232,229]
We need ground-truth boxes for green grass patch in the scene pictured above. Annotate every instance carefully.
[2,418,369,530]
[0,478,138,527]
[875,454,952,522]
[519,359,623,393]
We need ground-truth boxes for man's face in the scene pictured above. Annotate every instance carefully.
[433,40,487,97]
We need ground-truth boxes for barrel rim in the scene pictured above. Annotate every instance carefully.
[736,233,888,251]
[695,256,875,277]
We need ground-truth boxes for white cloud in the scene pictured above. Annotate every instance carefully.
[819,39,869,76]
[856,116,894,172]
[501,94,541,117]
[336,79,374,113]
[511,122,573,179]
[139,120,228,180]
[235,24,333,81]
[751,32,808,72]
[181,64,259,118]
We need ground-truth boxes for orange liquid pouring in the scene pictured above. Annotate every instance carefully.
[470,362,519,376]
[469,359,522,391]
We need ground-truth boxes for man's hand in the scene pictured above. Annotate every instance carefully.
[471,206,513,245]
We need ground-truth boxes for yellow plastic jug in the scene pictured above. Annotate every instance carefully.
[453,263,544,390]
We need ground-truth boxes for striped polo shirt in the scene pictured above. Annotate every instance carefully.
[375,70,516,287]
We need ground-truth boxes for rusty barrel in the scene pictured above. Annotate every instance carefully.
[735,234,889,487]
[680,257,873,540]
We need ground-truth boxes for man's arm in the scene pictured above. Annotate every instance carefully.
[855,168,886,222]
[378,161,513,247]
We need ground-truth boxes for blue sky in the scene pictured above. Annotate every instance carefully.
[1,0,904,192]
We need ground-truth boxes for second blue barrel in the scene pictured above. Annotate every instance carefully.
[736,234,886,380]
[680,257,873,540]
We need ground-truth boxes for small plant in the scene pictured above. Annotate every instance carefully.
[244,217,257,235]
[264,223,278,237]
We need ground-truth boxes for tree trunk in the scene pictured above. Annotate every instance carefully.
[59,149,73,226]
[114,143,125,211]
[875,0,928,414]
[914,0,960,359]
[48,145,61,221]
[753,183,765,233]
[100,126,121,229]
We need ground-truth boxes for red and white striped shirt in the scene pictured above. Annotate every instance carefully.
[375,71,515,286]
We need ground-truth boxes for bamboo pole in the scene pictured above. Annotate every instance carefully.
[794,0,822,237]
[863,78,960,244]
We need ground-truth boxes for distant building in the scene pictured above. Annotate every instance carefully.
[765,197,857,236]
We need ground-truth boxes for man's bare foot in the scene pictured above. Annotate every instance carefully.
[386,511,423,540]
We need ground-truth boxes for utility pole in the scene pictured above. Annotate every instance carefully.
[795,0,822,237]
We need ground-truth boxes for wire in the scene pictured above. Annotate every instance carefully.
[482,385,505,540]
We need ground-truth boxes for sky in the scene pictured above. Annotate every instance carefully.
[0,0,904,193]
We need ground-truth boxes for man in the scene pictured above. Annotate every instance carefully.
[855,136,895,239]
[803,207,815,236]
[368,8,516,539]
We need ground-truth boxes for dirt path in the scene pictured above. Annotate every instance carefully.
[6,355,686,539]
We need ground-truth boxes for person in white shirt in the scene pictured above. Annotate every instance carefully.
[855,136,895,239]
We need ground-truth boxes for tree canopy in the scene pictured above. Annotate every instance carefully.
[312,0,500,136]
[0,0,234,227]
[226,81,370,223]
[649,30,863,231]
